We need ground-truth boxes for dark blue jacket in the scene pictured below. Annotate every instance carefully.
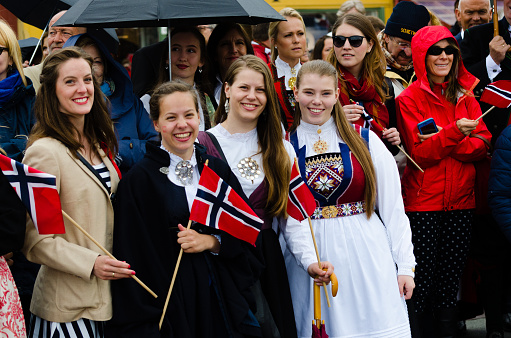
[488,124,511,243]
[0,73,35,162]
[65,35,158,175]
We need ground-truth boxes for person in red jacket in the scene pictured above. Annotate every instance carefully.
[396,25,491,337]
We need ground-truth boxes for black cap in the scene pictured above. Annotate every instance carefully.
[384,2,430,41]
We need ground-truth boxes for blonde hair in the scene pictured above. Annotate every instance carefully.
[0,20,27,86]
[269,7,306,63]
[216,55,291,218]
[290,60,376,218]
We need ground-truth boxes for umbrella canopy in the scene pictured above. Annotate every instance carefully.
[54,0,284,28]
[0,0,76,30]
[312,323,329,338]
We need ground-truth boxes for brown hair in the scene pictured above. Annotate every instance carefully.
[148,81,199,122]
[27,47,117,156]
[328,13,387,103]
[426,38,466,104]
[290,60,376,218]
[215,55,291,217]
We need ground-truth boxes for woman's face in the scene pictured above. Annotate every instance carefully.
[294,73,339,126]
[426,39,454,84]
[321,37,333,61]
[153,91,200,160]
[273,17,306,66]
[0,44,12,81]
[170,32,204,85]
[82,44,104,84]
[216,28,248,79]
[224,68,267,127]
[333,23,373,79]
[56,58,94,124]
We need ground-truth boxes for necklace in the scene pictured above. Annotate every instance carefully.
[313,128,328,154]
[175,160,193,186]
[237,157,260,184]
[288,66,297,90]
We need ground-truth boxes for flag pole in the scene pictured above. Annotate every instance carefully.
[159,218,192,330]
[476,105,496,121]
[61,210,157,299]
[293,158,331,307]
[159,158,209,329]
[493,0,499,37]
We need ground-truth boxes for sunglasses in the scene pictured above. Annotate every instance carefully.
[332,35,365,48]
[0,47,7,55]
[428,45,457,56]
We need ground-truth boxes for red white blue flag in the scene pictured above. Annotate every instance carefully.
[0,154,65,235]
[480,80,511,108]
[287,160,316,221]
[189,165,262,246]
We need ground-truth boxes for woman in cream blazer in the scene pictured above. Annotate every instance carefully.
[22,47,133,337]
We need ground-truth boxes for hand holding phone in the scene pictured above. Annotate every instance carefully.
[417,118,438,135]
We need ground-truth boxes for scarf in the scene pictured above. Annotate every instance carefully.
[337,66,389,131]
[378,31,414,72]
[0,69,22,104]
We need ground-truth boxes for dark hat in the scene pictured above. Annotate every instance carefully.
[384,2,430,41]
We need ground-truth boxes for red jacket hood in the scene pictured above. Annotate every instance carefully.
[411,25,478,92]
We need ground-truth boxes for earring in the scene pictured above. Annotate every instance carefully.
[198,67,203,73]
[224,98,230,115]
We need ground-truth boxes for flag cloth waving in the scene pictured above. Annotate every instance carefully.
[189,164,262,246]
[287,159,316,221]
[480,80,511,108]
[0,153,65,235]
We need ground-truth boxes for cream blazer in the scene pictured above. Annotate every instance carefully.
[22,137,119,323]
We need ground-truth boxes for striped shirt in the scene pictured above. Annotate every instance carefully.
[92,162,111,189]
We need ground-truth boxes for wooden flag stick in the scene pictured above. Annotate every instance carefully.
[396,144,424,173]
[476,105,496,122]
[493,0,499,37]
[159,219,192,330]
[307,217,331,308]
[159,159,208,329]
[61,210,157,299]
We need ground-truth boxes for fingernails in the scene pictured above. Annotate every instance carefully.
[127,264,131,269]
[131,271,136,275]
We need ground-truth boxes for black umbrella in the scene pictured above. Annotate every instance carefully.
[54,0,284,78]
[0,0,119,55]
[54,0,284,28]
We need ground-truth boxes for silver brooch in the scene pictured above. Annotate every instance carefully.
[237,157,260,184]
[159,167,170,175]
[175,160,193,186]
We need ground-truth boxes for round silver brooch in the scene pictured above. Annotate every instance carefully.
[237,157,260,182]
[175,160,193,186]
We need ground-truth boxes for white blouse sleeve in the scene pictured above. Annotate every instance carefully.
[369,131,416,277]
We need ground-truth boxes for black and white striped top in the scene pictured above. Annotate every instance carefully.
[92,162,111,189]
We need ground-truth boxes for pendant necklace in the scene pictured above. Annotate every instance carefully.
[313,128,328,154]
[288,67,297,90]
[237,157,260,184]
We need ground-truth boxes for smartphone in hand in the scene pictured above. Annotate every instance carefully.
[417,118,438,135]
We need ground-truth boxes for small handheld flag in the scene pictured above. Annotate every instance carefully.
[480,80,511,108]
[287,160,316,221]
[0,154,65,235]
[189,164,262,246]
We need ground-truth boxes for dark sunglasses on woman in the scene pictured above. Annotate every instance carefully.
[428,45,457,56]
[332,35,365,48]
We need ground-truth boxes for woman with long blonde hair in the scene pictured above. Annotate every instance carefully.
[284,60,415,337]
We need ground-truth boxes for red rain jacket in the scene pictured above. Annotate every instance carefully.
[396,26,491,212]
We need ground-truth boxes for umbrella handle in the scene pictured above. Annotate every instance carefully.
[314,283,321,329]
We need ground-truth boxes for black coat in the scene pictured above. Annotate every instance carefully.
[460,18,511,143]
[131,39,167,98]
[106,142,263,338]
[0,169,26,256]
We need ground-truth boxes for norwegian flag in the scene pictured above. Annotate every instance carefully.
[480,80,511,108]
[189,165,262,246]
[0,154,65,235]
[287,160,316,221]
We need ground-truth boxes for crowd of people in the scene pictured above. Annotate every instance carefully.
[1,0,511,337]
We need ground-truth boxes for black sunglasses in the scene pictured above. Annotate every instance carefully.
[428,45,457,56]
[332,35,365,48]
[0,47,7,55]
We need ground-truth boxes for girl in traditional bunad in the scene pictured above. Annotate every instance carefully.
[282,60,416,338]
[268,8,307,130]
